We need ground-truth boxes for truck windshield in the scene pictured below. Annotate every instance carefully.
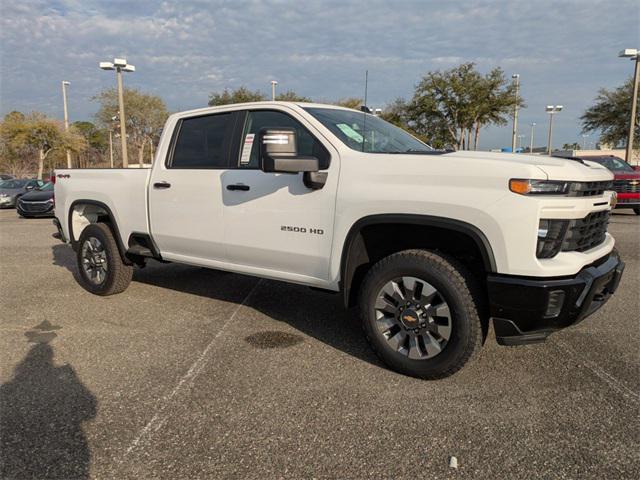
[303,107,433,154]
[589,156,635,172]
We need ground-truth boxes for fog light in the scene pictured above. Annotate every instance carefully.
[544,290,565,318]
[536,219,570,259]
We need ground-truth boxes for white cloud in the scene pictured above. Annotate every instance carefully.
[1,0,638,148]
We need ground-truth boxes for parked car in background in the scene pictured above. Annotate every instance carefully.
[568,155,640,215]
[17,182,54,218]
[0,179,44,209]
[0,174,15,181]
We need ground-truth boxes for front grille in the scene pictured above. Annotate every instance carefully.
[18,200,52,213]
[612,179,640,194]
[562,210,609,253]
[570,180,613,197]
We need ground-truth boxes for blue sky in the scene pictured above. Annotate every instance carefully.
[1,0,638,149]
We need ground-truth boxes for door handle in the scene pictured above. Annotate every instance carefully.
[153,181,171,189]
[226,184,250,191]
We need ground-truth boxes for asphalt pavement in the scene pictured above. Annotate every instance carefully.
[0,208,638,479]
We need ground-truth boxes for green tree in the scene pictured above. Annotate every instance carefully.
[72,121,107,151]
[562,142,581,150]
[0,112,86,179]
[405,63,523,150]
[208,86,266,106]
[333,98,363,109]
[581,77,639,149]
[94,88,169,166]
[275,90,312,102]
[72,121,109,168]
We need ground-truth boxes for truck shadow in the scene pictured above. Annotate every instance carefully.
[50,244,381,368]
[0,327,97,479]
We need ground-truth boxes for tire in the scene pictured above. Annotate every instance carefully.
[358,249,484,379]
[633,207,640,215]
[76,223,133,295]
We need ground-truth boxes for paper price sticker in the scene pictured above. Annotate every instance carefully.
[240,133,255,164]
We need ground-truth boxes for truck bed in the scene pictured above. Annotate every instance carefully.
[54,168,151,246]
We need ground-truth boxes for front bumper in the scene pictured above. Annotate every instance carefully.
[16,201,54,217]
[0,197,15,207]
[615,193,640,208]
[487,251,624,345]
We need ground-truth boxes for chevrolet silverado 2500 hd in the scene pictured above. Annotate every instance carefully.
[53,102,625,379]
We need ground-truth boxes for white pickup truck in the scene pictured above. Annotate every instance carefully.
[53,101,625,379]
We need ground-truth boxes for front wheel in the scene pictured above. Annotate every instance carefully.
[633,207,640,215]
[76,223,133,295]
[359,249,484,379]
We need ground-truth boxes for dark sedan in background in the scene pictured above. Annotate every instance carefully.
[17,182,55,218]
[0,179,44,209]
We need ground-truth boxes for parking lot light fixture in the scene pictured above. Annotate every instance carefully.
[511,74,520,152]
[61,81,71,168]
[619,49,639,163]
[100,58,135,168]
[545,105,563,155]
[530,123,536,153]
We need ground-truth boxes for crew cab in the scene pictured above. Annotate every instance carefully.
[52,102,625,379]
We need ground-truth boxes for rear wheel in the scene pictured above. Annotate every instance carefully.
[359,249,484,379]
[76,223,132,295]
[633,207,640,215]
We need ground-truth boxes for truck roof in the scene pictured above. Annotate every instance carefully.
[171,101,360,118]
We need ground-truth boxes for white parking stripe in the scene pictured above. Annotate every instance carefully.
[122,279,263,457]
[555,339,640,404]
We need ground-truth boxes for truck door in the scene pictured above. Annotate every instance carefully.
[221,109,338,284]
[149,110,241,263]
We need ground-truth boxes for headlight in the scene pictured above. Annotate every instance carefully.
[536,219,569,258]
[510,179,570,195]
[0,194,8,199]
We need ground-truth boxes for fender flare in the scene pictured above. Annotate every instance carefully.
[339,214,497,307]
[67,199,130,263]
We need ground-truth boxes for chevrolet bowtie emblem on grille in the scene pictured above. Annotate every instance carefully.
[629,180,639,186]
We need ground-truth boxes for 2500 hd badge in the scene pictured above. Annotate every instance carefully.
[281,225,324,235]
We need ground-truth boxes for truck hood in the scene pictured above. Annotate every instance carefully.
[443,150,614,182]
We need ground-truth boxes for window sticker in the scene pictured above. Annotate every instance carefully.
[240,133,255,164]
[336,123,363,143]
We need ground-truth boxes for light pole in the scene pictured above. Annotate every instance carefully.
[511,74,520,152]
[581,134,589,150]
[61,81,72,168]
[545,105,563,155]
[517,134,525,152]
[108,130,114,168]
[619,49,639,163]
[100,58,135,168]
[270,80,278,101]
[530,122,536,153]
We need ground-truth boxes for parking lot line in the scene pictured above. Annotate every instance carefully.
[122,279,264,458]
[555,339,640,404]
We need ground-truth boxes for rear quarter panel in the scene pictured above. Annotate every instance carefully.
[54,168,151,245]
